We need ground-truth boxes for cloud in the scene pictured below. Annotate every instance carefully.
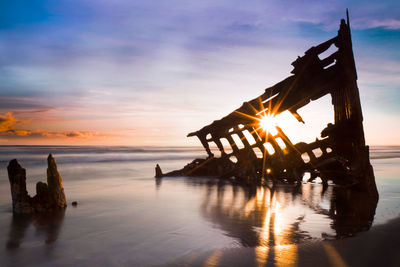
[0,1,399,145]
[0,96,54,111]
[352,18,400,30]
[0,112,98,139]
[5,129,31,136]
[0,112,20,131]
[3,128,99,139]
[63,131,98,138]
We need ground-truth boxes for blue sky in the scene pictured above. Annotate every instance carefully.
[0,0,399,145]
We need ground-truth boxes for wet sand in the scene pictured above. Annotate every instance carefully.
[158,216,400,267]
[0,146,399,266]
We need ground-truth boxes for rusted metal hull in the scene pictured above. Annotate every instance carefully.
[157,14,378,198]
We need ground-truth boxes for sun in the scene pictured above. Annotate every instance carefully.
[259,115,277,135]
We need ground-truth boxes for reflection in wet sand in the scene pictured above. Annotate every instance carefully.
[329,186,378,238]
[6,209,65,250]
[189,180,378,266]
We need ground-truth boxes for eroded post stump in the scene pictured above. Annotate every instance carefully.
[7,154,67,214]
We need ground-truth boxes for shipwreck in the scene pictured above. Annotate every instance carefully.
[157,12,378,198]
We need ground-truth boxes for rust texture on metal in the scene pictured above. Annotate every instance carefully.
[158,14,378,198]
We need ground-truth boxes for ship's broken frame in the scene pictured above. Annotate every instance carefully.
[157,13,378,198]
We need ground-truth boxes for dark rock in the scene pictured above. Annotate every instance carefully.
[36,181,48,195]
[155,164,163,178]
[47,154,66,208]
[32,181,53,212]
[7,154,67,214]
[71,201,78,207]
[7,160,33,214]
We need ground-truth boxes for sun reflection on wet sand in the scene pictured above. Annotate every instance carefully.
[203,249,223,267]
[194,179,378,266]
[255,246,269,267]
[254,189,298,267]
[274,244,298,267]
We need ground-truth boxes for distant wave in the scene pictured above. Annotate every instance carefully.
[0,156,204,165]
[370,146,400,159]
[0,145,399,163]
[370,153,400,159]
[0,146,207,166]
[0,145,204,154]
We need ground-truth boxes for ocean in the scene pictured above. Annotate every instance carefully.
[0,145,399,266]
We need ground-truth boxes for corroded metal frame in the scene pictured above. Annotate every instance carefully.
[159,13,378,197]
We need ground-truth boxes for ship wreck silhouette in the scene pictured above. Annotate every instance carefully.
[157,11,378,198]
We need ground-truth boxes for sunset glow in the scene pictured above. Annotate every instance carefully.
[0,1,399,146]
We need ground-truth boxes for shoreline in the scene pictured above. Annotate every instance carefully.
[1,146,399,266]
[158,216,400,267]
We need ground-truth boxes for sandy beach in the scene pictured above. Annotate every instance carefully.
[158,216,400,267]
[0,146,399,266]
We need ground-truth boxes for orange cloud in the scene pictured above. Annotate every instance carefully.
[6,129,32,136]
[0,112,20,132]
[41,130,99,138]
[0,112,99,139]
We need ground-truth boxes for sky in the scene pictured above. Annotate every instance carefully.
[0,0,399,146]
